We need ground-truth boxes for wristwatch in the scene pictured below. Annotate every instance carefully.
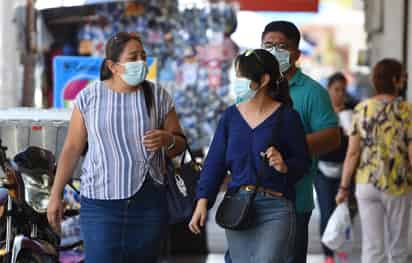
[167,134,176,151]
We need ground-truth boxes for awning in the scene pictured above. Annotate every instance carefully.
[237,0,319,12]
[35,0,127,10]
[37,0,319,12]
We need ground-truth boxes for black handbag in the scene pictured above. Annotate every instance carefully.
[166,145,202,224]
[215,107,283,230]
[214,153,266,230]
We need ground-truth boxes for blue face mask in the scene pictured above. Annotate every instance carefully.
[233,77,255,103]
[120,61,148,86]
[268,48,291,73]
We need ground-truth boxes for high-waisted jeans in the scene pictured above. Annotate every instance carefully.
[80,177,168,263]
[225,189,296,263]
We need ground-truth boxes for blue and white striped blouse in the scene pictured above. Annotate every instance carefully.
[75,80,173,200]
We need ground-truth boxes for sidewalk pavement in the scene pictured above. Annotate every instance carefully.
[167,253,363,263]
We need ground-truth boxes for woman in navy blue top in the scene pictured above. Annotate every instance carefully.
[189,49,310,263]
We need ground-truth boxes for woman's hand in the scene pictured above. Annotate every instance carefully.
[143,130,172,152]
[335,188,350,204]
[47,194,64,234]
[189,199,208,235]
[266,146,288,173]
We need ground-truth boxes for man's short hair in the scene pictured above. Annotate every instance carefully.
[262,21,301,48]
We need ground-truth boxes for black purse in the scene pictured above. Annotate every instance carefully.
[215,107,283,230]
[166,144,202,224]
[214,153,266,230]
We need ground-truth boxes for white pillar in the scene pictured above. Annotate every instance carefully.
[0,0,24,108]
[364,0,412,101]
[365,0,404,66]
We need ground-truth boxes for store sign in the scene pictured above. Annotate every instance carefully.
[237,0,319,12]
[53,56,157,108]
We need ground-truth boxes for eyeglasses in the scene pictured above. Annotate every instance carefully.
[261,42,289,52]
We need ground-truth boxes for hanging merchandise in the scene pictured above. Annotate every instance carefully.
[44,0,238,149]
[181,62,199,87]
[171,3,238,150]
[179,47,198,87]
[206,60,222,89]
[124,2,145,17]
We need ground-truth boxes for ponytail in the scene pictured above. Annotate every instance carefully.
[141,81,154,117]
[235,49,293,107]
[267,77,293,107]
[100,59,113,81]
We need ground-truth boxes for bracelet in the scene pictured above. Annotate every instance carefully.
[167,134,176,151]
[339,186,350,191]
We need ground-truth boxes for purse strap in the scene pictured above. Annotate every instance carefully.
[255,105,284,189]
[173,132,197,167]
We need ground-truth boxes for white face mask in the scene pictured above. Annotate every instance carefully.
[268,48,291,73]
[233,77,256,103]
[119,61,148,86]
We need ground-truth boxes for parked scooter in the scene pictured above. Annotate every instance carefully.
[0,140,82,263]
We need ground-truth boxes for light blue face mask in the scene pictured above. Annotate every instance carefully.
[233,77,256,103]
[119,61,148,86]
[268,48,291,73]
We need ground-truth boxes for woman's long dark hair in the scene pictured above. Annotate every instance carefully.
[235,49,293,106]
[100,32,153,115]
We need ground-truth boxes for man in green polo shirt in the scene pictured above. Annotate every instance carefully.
[262,21,340,263]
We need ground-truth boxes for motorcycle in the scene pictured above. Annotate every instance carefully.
[0,140,82,263]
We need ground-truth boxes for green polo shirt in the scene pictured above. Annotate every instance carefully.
[289,69,339,213]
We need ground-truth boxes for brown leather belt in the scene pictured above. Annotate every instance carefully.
[240,185,283,198]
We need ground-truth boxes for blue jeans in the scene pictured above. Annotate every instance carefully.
[314,170,340,257]
[80,177,168,263]
[225,190,295,263]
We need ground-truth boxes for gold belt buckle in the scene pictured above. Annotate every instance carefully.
[268,190,282,197]
[244,185,255,192]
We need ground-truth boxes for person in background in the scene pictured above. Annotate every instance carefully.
[315,73,352,263]
[47,32,186,263]
[261,21,340,263]
[190,49,310,263]
[336,58,412,263]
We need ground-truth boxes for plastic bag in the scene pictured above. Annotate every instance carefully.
[321,202,352,251]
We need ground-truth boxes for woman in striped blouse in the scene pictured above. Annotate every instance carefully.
[47,32,186,263]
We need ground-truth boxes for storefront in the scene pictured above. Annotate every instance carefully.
[17,0,238,154]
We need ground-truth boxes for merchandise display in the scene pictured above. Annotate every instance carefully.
[76,1,238,150]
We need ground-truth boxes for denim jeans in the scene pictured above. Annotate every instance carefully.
[288,211,312,263]
[80,177,168,263]
[314,170,340,257]
[225,190,296,263]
